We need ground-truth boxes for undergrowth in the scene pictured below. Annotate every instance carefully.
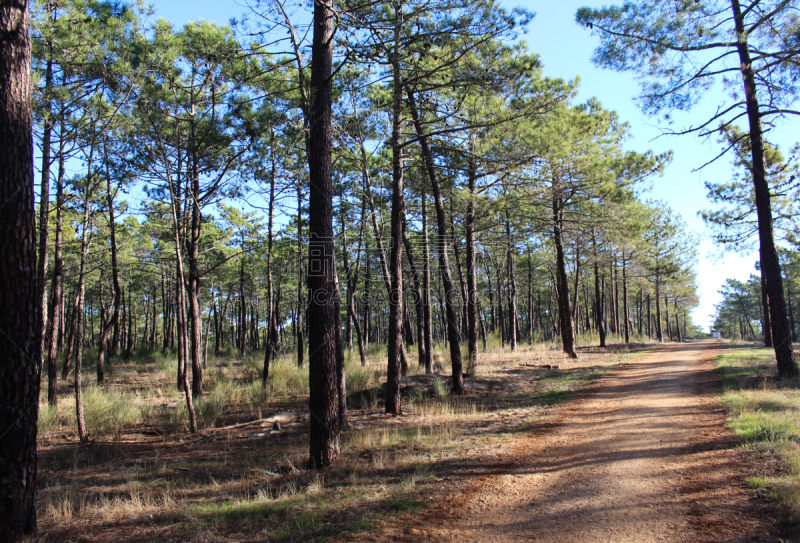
[715,346,800,515]
[37,340,642,541]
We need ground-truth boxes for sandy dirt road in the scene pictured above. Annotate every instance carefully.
[362,340,785,542]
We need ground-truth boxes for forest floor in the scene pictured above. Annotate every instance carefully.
[347,340,798,543]
[35,339,798,542]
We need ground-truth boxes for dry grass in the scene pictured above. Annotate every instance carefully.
[715,344,800,518]
[37,337,651,542]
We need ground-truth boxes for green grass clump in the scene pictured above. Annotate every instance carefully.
[195,380,241,428]
[266,356,309,397]
[746,476,773,490]
[38,402,64,434]
[346,359,380,397]
[81,386,142,438]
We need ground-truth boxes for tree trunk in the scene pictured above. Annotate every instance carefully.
[421,190,433,373]
[622,253,630,344]
[615,261,622,337]
[46,131,65,406]
[364,248,371,347]
[406,87,463,393]
[592,232,606,347]
[572,242,581,327]
[527,252,535,344]
[664,295,672,341]
[0,0,38,532]
[403,231,426,369]
[731,0,797,376]
[263,137,277,387]
[788,280,797,342]
[96,157,121,384]
[296,182,305,368]
[35,57,53,385]
[496,260,506,347]
[385,9,405,415]
[451,218,468,341]
[307,0,341,467]
[674,299,682,343]
[465,155,479,370]
[553,195,577,358]
[760,271,772,347]
[166,149,196,431]
[505,209,517,351]
[239,247,248,359]
[655,282,663,343]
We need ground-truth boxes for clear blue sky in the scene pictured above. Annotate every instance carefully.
[149,0,800,331]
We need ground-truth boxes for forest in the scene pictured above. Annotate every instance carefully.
[2,0,800,541]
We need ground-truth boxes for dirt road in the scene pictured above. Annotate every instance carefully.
[371,340,783,542]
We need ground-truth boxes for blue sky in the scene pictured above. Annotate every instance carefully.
[149,0,799,331]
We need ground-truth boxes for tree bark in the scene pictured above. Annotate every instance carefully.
[386,4,406,415]
[760,270,772,347]
[655,281,663,343]
[0,0,38,534]
[403,230,426,369]
[592,232,606,347]
[406,87,463,393]
[552,195,577,358]
[96,153,121,384]
[46,127,65,406]
[296,182,305,368]
[622,252,630,344]
[788,279,797,342]
[263,136,277,386]
[35,57,52,384]
[465,155,479,370]
[421,190,433,373]
[505,209,517,351]
[731,0,797,376]
[307,0,341,467]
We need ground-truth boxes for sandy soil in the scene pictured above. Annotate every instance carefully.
[355,340,789,542]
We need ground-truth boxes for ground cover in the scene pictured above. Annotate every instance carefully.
[715,342,800,520]
[36,338,646,542]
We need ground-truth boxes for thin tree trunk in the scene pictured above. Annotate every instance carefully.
[406,87,463,393]
[788,280,797,342]
[35,57,53,384]
[655,282,663,343]
[263,136,277,387]
[403,230,426,369]
[527,251,534,345]
[296,182,305,368]
[96,153,121,384]
[622,252,630,344]
[165,150,196,431]
[553,195,577,358]
[505,209,517,351]
[592,231,606,347]
[386,9,406,415]
[421,190,433,373]
[465,154,479,370]
[664,295,672,341]
[46,129,65,405]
